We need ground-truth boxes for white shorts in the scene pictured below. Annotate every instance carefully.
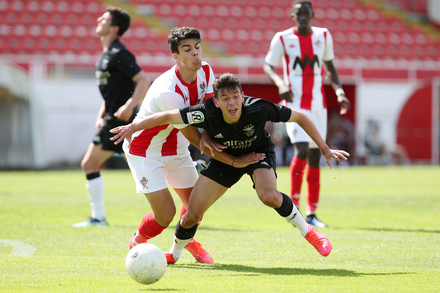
[285,107,327,149]
[125,152,198,194]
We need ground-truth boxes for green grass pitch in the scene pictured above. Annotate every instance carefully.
[0,166,439,292]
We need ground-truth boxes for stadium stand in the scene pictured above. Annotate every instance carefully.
[0,0,439,80]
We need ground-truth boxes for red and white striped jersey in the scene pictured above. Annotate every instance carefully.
[265,26,334,111]
[128,62,215,158]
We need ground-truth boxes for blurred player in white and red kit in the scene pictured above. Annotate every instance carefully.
[264,0,350,227]
[124,27,262,263]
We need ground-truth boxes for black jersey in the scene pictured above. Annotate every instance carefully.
[95,39,141,121]
[180,96,292,157]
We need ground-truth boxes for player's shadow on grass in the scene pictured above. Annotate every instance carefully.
[178,263,408,277]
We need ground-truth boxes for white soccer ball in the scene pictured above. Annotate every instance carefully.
[125,243,167,284]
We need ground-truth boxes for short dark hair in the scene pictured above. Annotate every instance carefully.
[292,0,313,10]
[167,27,201,54]
[213,73,242,99]
[107,6,130,36]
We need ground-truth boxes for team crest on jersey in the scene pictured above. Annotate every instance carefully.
[243,124,255,137]
[187,111,205,124]
[199,82,206,95]
[315,40,322,48]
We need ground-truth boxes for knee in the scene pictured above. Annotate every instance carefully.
[81,157,102,174]
[154,210,176,227]
[294,143,309,160]
[80,158,88,171]
[81,157,96,173]
[308,149,321,168]
[258,191,282,208]
[180,210,201,228]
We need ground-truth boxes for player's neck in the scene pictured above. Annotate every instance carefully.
[295,27,312,36]
[101,34,119,51]
[176,67,198,85]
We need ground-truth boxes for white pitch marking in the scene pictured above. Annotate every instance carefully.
[0,239,36,257]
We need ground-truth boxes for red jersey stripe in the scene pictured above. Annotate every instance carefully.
[296,29,314,110]
[280,33,291,88]
[321,31,327,109]
[175,66,198,105]
[161,127,179,156]
[204,92,214,100]
[129,125,169,157]
[321,65,326,108]
[202,64,211,86]
[175,84,185,101]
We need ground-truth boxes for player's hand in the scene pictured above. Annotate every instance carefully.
[233,153,266,168]
[199,130,226,156]
[338,95,350,115]
[114,104,133,122]
[279,85,293,103]
[109,124,134,147]
[95,117,105,130]
[322,148,350,169]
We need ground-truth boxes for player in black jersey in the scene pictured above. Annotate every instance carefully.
[110,73,349,262]
[73,6,151,227]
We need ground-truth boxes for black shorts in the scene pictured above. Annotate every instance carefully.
[200,150,277,189]
[92,110,137,153]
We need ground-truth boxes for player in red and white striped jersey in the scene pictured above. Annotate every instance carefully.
[124,27,262,263]
[264,0,350,227]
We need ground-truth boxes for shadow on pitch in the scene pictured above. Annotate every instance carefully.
[176,263,409,277]
[332,226,440,234]
[358,227,440,234]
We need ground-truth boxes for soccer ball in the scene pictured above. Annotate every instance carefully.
[125,243,167,284]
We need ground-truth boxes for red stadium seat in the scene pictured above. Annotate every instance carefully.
[0,0,437,64]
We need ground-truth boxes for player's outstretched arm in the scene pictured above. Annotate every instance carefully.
[110,109,183,146]
[288,109,350,169]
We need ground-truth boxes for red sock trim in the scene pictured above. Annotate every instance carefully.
[290,157,307,206]
[138,211,167,239]
[306,166,320,214]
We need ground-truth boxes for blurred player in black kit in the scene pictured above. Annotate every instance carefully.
[73,6,151,227]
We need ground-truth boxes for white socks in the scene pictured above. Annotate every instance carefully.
[86,176,106,220]
[284,205,311,237]
[170,236,192,260]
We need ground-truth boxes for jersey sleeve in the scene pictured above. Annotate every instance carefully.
[264,32,285,67]
[323,29,335,61]
[260,99,292,123]
[113,50,142,79]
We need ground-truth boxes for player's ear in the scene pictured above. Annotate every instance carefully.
[111,25,119,35]
[213,97,220,108]
[172,53,178,63]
